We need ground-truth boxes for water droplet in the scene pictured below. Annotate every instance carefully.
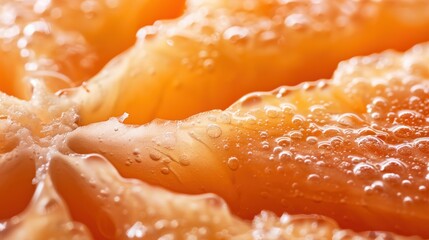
[218,112,231,124]
[309,105,325,115]
[223,26,250,44]
[289,131,303,140]
[284,13,309,31]
[202,58,215,71]
[370,181,384,192]
[379,158,406,174]
[265,106,281,118]
[179,155,190,166]
[401,179,411,187]
[415,138,429,153]
[292,115,305,126]
[356,135,385,153]
[261,141,270,150]
[206,124,222,138]
[403,196,413,206]
[307,174,321,183]
[337,113,364,127]
[382,173,401,185]
[323,127,341,137]
[149,151,162,161]
[227,157,239,170]
[133,148,140,155]
[353,163,378,179]
[278,151,292,161]
[126,221,147,238]
[391,125,413,138]
[160,167,170,175]
[276,137,291,147]
[306,136,318,145]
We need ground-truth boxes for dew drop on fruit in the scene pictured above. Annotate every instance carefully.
[179,154,190,166]
[356,135,385,153]
[284,13,309,31]
[414,138,429,153]
[353,163,378,179]
[403,196,413,206]
[227,157,239,170]
[149,150,162,161]
[337,113,364,127]
[307,174,321,183]
[126,221,147,238]
[292,114,305,126]
[160,167,170,175]
[306,136,318,144]
[265,106,281,118]
[379,158,407,174]
[391,125,413,138]
[382,173,401,185]
[223,26,249,44]
[203,58,215,71]
[278,150,292,161]
[276,137,291,147]
[206,124,222,138]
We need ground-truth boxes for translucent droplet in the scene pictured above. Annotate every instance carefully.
[337,113,364,127]
[306,136,318,145]
[278,151,292,161]
[227,157,239,170]
[415,138,429,153]
[206,124,222,138]
[391,125,413,138]
[403,196,413,206]
[149,151,162,161]
[382,173,401,185]
[307,174,321,183]
[284,13,309,31]
[353,163,378,179]
[223,26,249,44]
[265,106,281,118]
[126,221,147,238]
[379,158,406,174]
[276,137,291,147]
[160,167,170,175]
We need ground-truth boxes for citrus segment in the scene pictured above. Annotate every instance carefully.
[67,43,429,237]
[48,152,413,239]
[0,0,185,98]
[49,153,249,239]
[69,0,429,124]
[0,145,36,220]
[0,177,92,239]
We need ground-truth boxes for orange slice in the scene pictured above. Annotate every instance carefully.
[67,42,429,237]
[68,0,429,124]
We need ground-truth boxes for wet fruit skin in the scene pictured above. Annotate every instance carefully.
[1,1,429,239]
[0,0,185,99]
[69,0,429,124]
[67,42,429,238]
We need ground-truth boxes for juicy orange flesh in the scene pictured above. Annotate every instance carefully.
[1,0,429,239]
[0,0,185,99]
[67,43,429,237]
[70,1,429,124]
